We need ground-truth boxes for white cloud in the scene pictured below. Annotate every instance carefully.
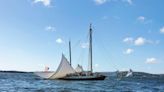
[155,40,160,44]
[113,16,120,20]
[123,37,134,44]
[134,37,146,46]
[94,0,107,5]
[160,26,164,34]
[56,38,63,44]
[94,64,99,68]
[137,16,145,22]
[122,0,133,5]
[94,0,133,5]
[102,16,108,20]
[33,0,51,7]
[126,0,133,5]
[145,58,157,64]
[80,42,89,48]
[45,26,55,32]
[137,16,153,25]
[124,48,134,54]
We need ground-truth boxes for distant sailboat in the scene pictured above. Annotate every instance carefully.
[116,69,133,79]
[125,69,133,77]
[35,24,106,80]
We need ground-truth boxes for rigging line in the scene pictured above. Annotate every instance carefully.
[77,48,85,67]
[88,48,90,71]
[95,38,118,70]
[72,29,89,51]
[73,29,89,68]
[93,31,118,71]
[77,33,89,69]
[89,25,118,70]
[72,39,81,50]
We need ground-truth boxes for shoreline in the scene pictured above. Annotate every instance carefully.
[0,71,31,73]
[0,70,164,75]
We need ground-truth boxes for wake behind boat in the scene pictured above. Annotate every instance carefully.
[35,24,106,80]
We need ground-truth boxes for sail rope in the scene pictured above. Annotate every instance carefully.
[93,28,118,71]
[77,48,85,67]
[70,30,89,69]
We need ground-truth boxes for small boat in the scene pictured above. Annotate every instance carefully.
[35,24,106,80]
[116,69,133,79]
[125,69,133,77]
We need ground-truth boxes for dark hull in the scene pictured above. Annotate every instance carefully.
[58,75,106,80]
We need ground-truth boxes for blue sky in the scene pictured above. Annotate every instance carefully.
[0,0,164,73]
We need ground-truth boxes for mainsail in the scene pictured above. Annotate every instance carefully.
[75,64,83,73]
[35,54,75,79]
[48,54,75,79]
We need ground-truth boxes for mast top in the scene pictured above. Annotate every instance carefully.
[90,23,92,30]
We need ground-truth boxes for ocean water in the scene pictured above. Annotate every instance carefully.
[0,72,164,92]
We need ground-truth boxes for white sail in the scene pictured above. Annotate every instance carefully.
[48,54,75,79]
[125,69,133,77]
[34,54,75,79]
[75,64,83,73]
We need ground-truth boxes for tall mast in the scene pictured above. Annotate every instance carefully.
[89,24,93,73]
[69,40,72,66]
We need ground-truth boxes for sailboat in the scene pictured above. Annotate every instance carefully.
[58,24,106,80]
[35,24,106,80]
[125,69,133,77]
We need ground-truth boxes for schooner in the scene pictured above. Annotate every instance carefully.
[35,24,106,80]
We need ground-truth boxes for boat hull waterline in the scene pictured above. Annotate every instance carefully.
[58,75,106,80]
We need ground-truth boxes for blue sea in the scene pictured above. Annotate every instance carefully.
[0,72,164,92]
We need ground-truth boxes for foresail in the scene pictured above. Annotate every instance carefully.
[49,54,75,79]
[75,64,83,73]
